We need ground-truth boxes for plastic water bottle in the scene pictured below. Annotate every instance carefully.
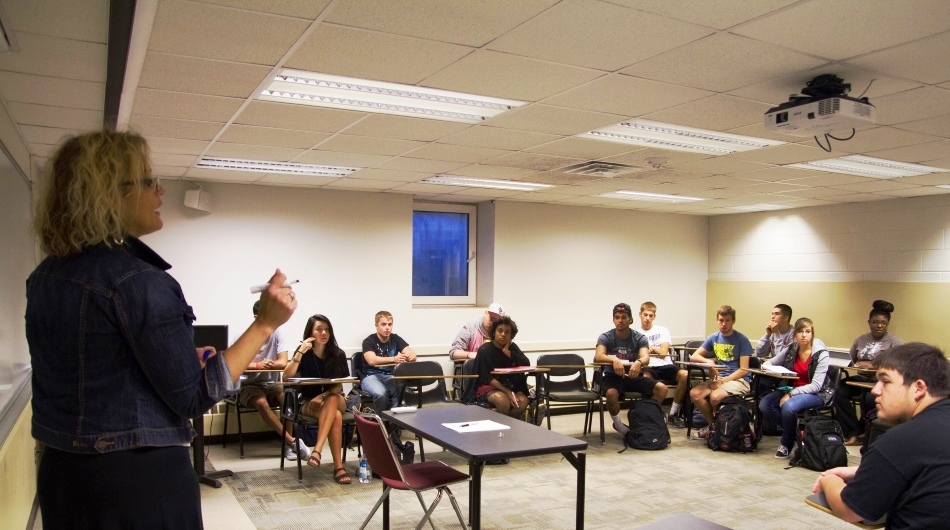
[358,457,370,483]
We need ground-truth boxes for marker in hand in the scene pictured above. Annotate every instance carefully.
[201,348,214,362]
[250,278,299,294]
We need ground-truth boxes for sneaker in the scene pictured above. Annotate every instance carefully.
[285,440,311,462]
[667,414,686,429]
[775,445,790,459]
[611,421,629,436]
[284,444,298,461]
[693,426,711,440]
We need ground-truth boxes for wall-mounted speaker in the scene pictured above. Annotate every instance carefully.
[184,188,211,212]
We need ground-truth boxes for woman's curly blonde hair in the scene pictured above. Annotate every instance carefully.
[34,130,151,257]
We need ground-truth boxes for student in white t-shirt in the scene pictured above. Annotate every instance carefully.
[636,302,690,428]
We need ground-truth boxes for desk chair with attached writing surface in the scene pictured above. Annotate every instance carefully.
[536,353,605,444]
[348,351,375,414]
[458,358,494,410]
[279,388,356,482]
[221,374,282,459]
[354,411,469,530]
[393,360,453,461]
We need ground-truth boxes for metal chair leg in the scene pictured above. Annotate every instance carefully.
[358,486,393,530]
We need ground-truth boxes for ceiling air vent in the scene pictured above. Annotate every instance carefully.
[561,161,642,178]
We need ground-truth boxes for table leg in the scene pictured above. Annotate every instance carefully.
[468,460,483,530]
[684,371,694,439]
[562,451,586,530]
[383,485,390,530]
[192,416,233,488]
[752,374,763,439]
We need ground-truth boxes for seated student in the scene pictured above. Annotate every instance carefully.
[689,305,753,440]
[757,304,795,359]
[813,343,950,529]
[284,314,350,484]
[361,310,416,413]
[834,300,904,446]
[595,303,668,436]
[449,302,505,360]
[635,301,689,428]
[758,317,833,459]
[470,316,530,419]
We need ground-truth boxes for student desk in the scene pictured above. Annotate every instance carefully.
[805,492,885,529]
[381,405,587,530]
[745,368,800,438]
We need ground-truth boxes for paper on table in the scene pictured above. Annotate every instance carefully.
[493,366,533,373]
[762,365,797,375]
[331,377,353,381]
[443,420,511,433]
[286,377,323,382]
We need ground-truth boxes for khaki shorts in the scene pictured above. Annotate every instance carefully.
[719,379,750,396]
[238,383,283,407]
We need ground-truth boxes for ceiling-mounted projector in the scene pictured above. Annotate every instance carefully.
[764,74,875,136]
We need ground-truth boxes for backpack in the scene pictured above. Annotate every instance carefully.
[620,399,670,452]
[789,415,847,471]
[389,428,415,465]
[707,396,756,453]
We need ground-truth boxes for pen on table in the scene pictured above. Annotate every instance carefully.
[459,423,470,427]
[249,279,300,294]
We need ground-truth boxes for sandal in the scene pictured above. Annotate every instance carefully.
[306,451,322,468]
[844,435,864,446]
[333,467,351,485]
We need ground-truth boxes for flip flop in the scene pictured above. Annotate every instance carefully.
[333,467,351,485]
[306,451,322,468]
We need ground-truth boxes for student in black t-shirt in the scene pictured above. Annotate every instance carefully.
[813,343,950,529]
[284,314,351,484]
[472,316,530,419]
[361,310,416,413]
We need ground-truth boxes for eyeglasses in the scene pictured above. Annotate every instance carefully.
[869,320,889,326]
[122,177,161,191]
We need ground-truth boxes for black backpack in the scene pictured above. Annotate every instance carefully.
[707,396,756,452]
[620,398,670,452]
[789,415,847,471]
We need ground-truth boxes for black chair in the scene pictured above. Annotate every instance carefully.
[536,353,605,445]
[354,411,469,530]
[349,351,375,413]
[279,388,356,482]
[221,377,280,459]
[393,360,453,460]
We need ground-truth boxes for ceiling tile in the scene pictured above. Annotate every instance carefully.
[875,186,950,199]
[770,187,847,199]
[342,114,469,142]
[422,50,602,102]
[524,137,638,160]
[828,193,897,203]
[543,74,713,117]
[204,142,307,161]
[849,31,950,85]
[132,89,244,123]
[733,166,824,182]
[149,0,310,65]
[185,167,262,183]
[129,115,224,141]
[643,95,773,131]
[893,115,950,139]
[674,157,769,175]
[2,0,108,42]
[19,125,80,146]
[486,0,712,71]
[729,143,832,165]
[348,168,428,183]
[145,137,212,156]
[0,71,103,110]
[138,52,272,98]
[828,180,922,193]
[486,105,623,136]
[730,181,809,194]
[438,126,560,151]
[780,173,875,187]
[867,140,950,164]
[193,0,332,18]
[151,153,198,167]
[285,24,473,85]
[324,178,401,190]
[600,148,709,168]
[551,196,615,206]
[405,143,512,164]
[217,124,330,149]
[733,1,950,60]
[234,100,366,133]
[900,173,950,186]
[607,0,797,30]
[151,165,187,178]
[255,174,339,187]
[0,32,106,82]
[622,33,825,92]
[728,65,922,105]
[450,164,541,180]
[372,157,466,174]
[7,102,100,130]
[872,87,950,125]
[324,0,556,47]
[827,126,942,154]
[482,152,582,172]
[293,150,392,167]
[316,134,426,156]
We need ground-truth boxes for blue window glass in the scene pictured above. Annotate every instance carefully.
[412,211,469,296]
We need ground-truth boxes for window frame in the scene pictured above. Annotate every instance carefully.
[411,202,477,306]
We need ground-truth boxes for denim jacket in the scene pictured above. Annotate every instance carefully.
[26,237,236,454]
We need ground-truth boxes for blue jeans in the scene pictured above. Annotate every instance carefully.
[759,390,824,448]
[362,374,399,412]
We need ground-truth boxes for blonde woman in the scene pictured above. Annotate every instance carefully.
[26,130,296,528]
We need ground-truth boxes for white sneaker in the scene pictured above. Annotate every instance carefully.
[285,440,311,462]
[296,441,312,462]
[284,444,298,461]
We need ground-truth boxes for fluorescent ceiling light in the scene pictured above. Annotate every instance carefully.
[196,157,359,177]
[729,203,790,212]
[260,70,525,123]
[597,190,705,203]
[421,175,552,192]
[578,119,784,155]
[785,155,947,179]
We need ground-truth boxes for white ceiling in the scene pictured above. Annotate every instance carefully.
[1,0,948,215]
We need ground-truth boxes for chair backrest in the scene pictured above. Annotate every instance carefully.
[354,411,405,483]
[459,358,479,403]
[536,353,589,393]
[822,364,843,406]
[281,388,300,422]
[351,350,367,384]
[684,340,705,349]
[393,361,451,406]
[747,356,762,370]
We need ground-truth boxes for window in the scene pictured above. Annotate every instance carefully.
[412,203,476,305]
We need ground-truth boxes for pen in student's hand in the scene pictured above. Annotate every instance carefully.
[249,278,300,294]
